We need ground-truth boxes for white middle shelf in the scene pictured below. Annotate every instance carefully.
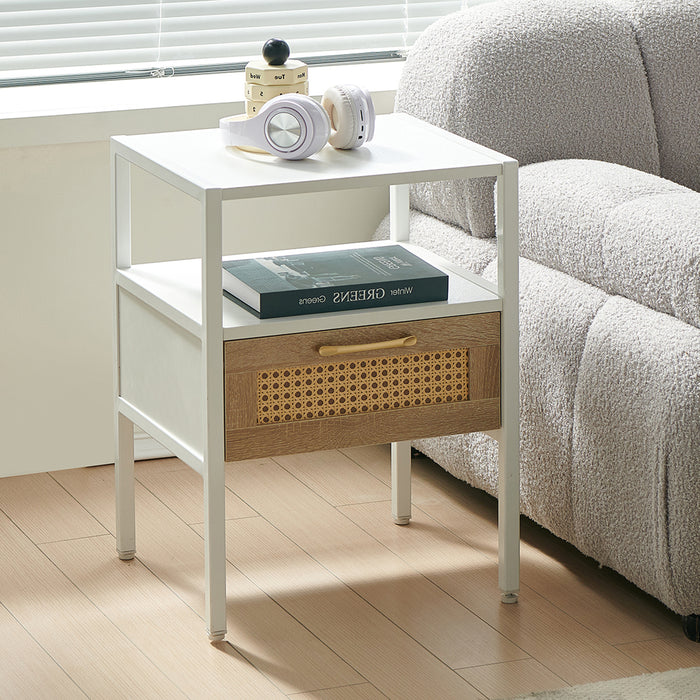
[116,241,501,341]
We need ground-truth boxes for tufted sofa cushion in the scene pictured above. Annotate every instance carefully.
[385,201,700,613]
[380,0,700,620]
[396,0,660,237]
[572,294,700,613]
[625,0,700,191]
[518,159,700,328]
[412,255,700,614]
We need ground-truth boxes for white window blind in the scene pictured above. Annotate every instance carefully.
[0,0,461,87]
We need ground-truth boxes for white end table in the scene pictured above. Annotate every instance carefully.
[111,112,519,641]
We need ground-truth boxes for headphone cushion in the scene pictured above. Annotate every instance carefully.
[321,85,360,149]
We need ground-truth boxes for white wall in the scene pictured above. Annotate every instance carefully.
[0,70,397,476]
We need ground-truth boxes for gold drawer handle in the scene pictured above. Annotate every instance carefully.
[318,335,417,357]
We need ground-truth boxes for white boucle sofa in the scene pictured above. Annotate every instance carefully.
[375,0,700,638]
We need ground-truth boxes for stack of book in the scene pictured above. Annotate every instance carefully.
[222,244,449,318]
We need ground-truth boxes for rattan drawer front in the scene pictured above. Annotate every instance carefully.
[257,347,468,425]
[224,314,500,462]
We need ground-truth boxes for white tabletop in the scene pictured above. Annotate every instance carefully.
[111,112,508,199]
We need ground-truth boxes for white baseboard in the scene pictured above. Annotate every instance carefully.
[134,426,173,461]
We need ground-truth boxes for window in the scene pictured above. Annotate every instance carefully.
[0,0,461,87]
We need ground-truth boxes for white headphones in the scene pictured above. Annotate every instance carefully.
[220,84,375,160]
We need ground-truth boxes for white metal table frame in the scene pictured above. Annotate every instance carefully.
[111,113,519,641]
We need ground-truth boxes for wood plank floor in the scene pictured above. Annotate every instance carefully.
[1,444,699,699]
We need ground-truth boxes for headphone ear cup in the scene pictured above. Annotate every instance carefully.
[263,95,330,159]
[321,84,375,149]
[220,94,330,159]
[321,85,357,149]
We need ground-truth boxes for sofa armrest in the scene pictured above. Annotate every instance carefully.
[519,159,700,328]
[372,209,497,275]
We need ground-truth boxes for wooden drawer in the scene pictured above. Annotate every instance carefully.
[224,313,500,462]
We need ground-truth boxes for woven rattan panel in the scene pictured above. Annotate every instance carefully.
[257,349,468,424]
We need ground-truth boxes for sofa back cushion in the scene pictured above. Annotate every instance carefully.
[396,0,660,237]
[627,0,700,192]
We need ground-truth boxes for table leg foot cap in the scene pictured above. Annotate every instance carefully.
[501,592,519,604]
[393,516,410,525]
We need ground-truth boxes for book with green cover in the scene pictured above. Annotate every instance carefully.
[221,244,449,318]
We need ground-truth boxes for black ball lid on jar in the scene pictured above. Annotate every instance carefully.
[262,38,290,66]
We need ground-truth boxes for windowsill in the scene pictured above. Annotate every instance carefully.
[0,60,403,149]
